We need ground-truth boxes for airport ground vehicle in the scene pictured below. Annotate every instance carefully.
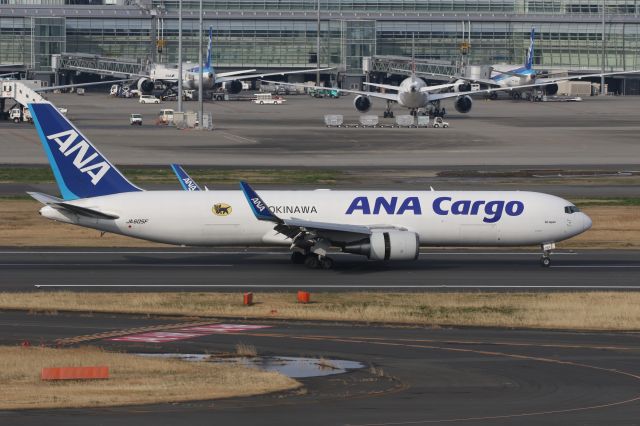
[139,95,160,104]
[129,114,142,125]
[157,109,174,125]
[252,93,285,105]
[26,101,592,269]
[432,117,449,128]
[309,88,339,98]
[9,106,31,123]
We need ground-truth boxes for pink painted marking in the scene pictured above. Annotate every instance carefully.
[108,324,270,343]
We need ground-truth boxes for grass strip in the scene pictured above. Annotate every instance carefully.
[3,292,640,331]
[0,345,299,410]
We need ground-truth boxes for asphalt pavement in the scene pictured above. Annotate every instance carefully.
[2,310,640,425]
[1,248,639,291]
[2,93,640,168]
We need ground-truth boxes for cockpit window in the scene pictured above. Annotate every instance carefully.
[564,206,580,214]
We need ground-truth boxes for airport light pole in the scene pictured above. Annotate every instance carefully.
[316,0,320,86]
[601,0,606,95]
[177,0,183,113]
[198,0,204,128]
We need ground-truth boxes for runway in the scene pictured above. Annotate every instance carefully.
[2,310,640,425]
[1,248,639,291]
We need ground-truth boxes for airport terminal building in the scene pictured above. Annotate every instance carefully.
[1,0,640,93]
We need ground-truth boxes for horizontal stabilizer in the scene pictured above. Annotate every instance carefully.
[27,191,63,205]
[27,191,119,219]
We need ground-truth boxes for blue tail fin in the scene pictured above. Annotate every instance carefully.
[28,102,142,200]
[206,26,214,72]
[170,164,201,191]
[525,27,535,70]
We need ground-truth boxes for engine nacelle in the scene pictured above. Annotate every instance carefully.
[226,80,243,94]
[343,230,420,261]
[544,83,558,96]
[137,78,154,94]
[454,79,471,93]
[354,95,372,113]
[454,95,473,113]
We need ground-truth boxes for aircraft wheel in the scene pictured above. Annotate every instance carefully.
[540,256,551,268]
[304,255,320,269]
[291,252,306,265]
[320,257,334,270]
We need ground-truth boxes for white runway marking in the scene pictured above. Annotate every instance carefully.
[34,284,640,289]
[0,250,578,256]
[552,265,640,268]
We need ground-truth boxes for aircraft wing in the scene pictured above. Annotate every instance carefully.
[216,67,334,84]
[534,70,640,85]
[363,82,401,91]
[413,70,501,88]
[240,181,373,241]
[27,192,120,220]
[215,69,257,78]
[261,80,399,102]
[419,82,463,93]
[34,79,133,93]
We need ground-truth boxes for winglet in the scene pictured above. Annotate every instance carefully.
[239,181,281,223]
[170,164,201,191]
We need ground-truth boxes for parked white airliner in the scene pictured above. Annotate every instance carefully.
[27,102,591,269]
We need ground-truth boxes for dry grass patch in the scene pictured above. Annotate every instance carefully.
[565,206,640,249]
[0,345,299,410]
[2,292,640,330]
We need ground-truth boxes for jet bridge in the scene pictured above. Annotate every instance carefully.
[364,56,459,80]
[0,80,47,122]
[52,53,148,81]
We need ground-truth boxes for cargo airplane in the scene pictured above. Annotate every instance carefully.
[133,27,332,95]
[27,102,591,269]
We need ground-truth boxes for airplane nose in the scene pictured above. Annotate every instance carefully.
[582,213,592,231]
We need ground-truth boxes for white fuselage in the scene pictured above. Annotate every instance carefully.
[40,190,591,248]
[149,64,215,90]
[397,76,429,109]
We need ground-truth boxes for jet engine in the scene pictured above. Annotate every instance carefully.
[454,95,473,113]
[226,80,243,94]
[137,78,154,94]
[543,83,558,96]
[453,79,472,93]
[343,230,419,261]
[353,95,372,113]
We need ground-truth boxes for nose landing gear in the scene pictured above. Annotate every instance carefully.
[540,255,551,267]
[540,243,555,268]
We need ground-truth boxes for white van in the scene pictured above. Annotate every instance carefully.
[252,93,285,105]
[139,95,160,104]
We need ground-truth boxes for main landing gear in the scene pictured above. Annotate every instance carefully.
[383,100,395,118]
[290,252,334,270]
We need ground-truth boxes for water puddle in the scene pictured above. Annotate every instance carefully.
[137,354,364,378]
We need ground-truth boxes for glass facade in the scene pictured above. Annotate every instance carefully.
[0,0,639,74]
